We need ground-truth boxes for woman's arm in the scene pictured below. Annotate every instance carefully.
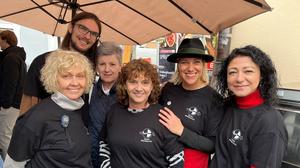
[166,150,184,168]
[99,114,111,168]
[159,107,215,153]
[99,140,111,168]
[249,132,286,168]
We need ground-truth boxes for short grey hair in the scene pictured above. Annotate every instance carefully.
[96,41,123,64]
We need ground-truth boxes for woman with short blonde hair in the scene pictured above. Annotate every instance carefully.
[5,50,95,168]
[41,50,94,94]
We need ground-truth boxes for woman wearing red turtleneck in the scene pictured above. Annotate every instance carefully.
[210,45,288,168]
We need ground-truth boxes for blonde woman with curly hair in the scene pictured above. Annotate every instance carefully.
[4,50,95,168]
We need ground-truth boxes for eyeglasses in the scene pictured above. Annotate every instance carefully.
[75,24,100,39]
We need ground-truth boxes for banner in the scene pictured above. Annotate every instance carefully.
[158,33,176,83]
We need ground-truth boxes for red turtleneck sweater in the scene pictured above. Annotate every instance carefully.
[235,89,264,109]
[236,89,265,168]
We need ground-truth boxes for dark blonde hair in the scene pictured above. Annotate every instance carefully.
[41,50,95,94]
[117,59,161,106]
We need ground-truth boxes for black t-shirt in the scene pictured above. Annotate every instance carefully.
[99,103,184,168]
[160,83,223,145]
[23,52,50,99]
[210,104,288,168]
[8,98,92,168]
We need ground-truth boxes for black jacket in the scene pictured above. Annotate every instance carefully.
[0,46,27,109]
[89,80,117,168]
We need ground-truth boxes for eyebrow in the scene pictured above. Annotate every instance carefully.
[228,66,256,70]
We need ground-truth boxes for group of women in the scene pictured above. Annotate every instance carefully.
[4,38,287,168]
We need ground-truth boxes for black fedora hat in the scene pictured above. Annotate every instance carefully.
[167,38,214,63]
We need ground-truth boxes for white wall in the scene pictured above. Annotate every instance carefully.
[230,0,300,90]
[133,45,159,65]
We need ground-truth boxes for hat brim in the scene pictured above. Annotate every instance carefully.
[167,52,214,63]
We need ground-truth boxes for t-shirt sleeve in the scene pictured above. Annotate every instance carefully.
[250,132,286,168]
[204,93,224,141]
[163,130,184,168]
[23,53,47,98]
[99,108,112,168]
[7,116,40,161]
[249,112,288,168]
[158,82,172,106]
[178,127,215,153]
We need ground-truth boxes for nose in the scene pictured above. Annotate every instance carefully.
[104,65,110,72]
[236,72,245,83]
[187,62,194,71]
[70,76,79,85]
[83,31,92,39]
[135,82,143,91]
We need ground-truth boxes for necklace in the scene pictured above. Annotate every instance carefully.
[128,103,150,113]
[127,108,144,113]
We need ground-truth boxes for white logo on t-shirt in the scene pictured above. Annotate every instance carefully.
[140,128,155,143]
[185,106,201,120]
[229,129,243,146]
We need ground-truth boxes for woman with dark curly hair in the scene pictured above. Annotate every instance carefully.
[210,45,288,168]
[99,59,184,168]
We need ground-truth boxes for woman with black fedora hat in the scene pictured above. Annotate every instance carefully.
[158,38,224,168]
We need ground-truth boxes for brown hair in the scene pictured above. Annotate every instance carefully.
[0,30,18,46]
[117,59,161,106]
[61,12,101,64]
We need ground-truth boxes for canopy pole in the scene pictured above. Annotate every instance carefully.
[70,0,79,19]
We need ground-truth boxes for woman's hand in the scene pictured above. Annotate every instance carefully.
[159,107,184,136]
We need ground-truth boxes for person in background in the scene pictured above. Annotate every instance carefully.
[0,154,3,168]
[210,45,288,168]
[159,38,223,168]
[0,30,27,160]
[4,50,94,167]
[99,59,184,168]
[89,41,122,168]
[19,12,101,124]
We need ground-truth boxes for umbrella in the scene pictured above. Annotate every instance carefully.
[0,0,271,45]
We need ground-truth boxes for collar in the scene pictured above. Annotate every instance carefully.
[102,84,111,95]
[127,108,144,113]
[51,92,84,110]
[127,103,150,113]
[235,89,264,109]
[96,79,116,95]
